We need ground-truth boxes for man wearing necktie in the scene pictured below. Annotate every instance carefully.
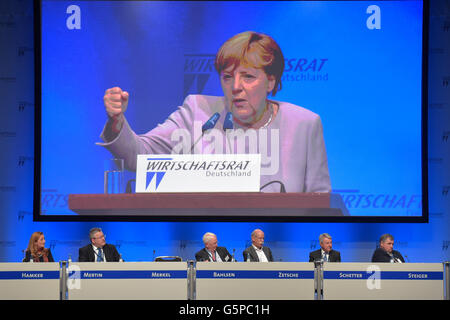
[371,234,405,263]
[309,233,341,263]
[78,228,122,262]
[195,232,233,262]
[96,246,104,262]
[242,229,274,262]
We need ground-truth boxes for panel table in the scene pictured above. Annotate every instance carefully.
[67,262,188,300]
[0,262,60,300]
[322,263,444,300]
[195,262,316,300]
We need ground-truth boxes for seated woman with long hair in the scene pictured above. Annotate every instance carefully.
[23,232,54,262]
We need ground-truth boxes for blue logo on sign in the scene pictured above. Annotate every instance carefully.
[146,158,173,190]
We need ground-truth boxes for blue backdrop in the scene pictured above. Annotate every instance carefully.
[41,0,423,216]
[0,0,449,264]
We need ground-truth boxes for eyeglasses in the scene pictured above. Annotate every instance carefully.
[92,234,106,240]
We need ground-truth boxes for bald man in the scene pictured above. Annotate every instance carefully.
[242,229,274,262]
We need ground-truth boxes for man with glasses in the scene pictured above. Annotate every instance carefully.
[78,227,121,262]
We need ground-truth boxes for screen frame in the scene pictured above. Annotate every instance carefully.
[33,0,430,223]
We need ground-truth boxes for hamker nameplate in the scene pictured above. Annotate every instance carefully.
[136,154,261,193]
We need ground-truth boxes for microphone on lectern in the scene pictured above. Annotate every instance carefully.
[202,112,221,132]
[223,112,233,131]
[190,112,221,153]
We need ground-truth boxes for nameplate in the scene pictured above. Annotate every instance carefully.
[323,271,443,280]
[68,270,187,279]
[196,270,315,279]
[0,271,60,280]
[136,154,261,192]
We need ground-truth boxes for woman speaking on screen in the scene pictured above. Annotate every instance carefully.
[98,31,331,193]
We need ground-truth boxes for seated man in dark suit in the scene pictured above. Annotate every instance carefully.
[195,232,233,262]
[371,233,405,263]
[309,233,341,262]
[78,227,121,262]
[242,229,274,262]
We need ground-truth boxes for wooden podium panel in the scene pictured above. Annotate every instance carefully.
[68,192,348,217]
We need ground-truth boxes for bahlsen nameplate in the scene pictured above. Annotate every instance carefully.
[136,154,261,192]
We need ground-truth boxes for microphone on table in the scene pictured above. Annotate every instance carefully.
[190,112,221,153]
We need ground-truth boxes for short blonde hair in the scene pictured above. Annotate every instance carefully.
[215,31,285,96]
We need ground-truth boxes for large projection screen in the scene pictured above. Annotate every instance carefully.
[35,0,428,222]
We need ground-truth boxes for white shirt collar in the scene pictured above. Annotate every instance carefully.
[252,245,268,262]
[92,244,103,251]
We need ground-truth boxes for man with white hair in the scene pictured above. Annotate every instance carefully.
[195,232,233,262]
[309,233,341,262]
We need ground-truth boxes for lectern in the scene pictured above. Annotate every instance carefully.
[68,192,348,217]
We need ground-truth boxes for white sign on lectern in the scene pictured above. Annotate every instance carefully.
[136,154,261,192]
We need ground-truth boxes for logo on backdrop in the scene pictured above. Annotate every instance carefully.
[443,131,449,142]
[18,101,34,112]
[18,46,33,57]
[443,241,450,251]
[18,156,34,167]
[184,54,331,87]
[18,211,32,221]
[0,186,16,192]
[184,54,216,96]
[335,189,422,215]
[310,240,319,250]
[443,76,450,88]
[442,19,450,32]
[0,241,16,248]
[41,189,69,214]
[48,240,84,251]
[282,58,329,82]
[0,131,16,138]
[443,186,450,196]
